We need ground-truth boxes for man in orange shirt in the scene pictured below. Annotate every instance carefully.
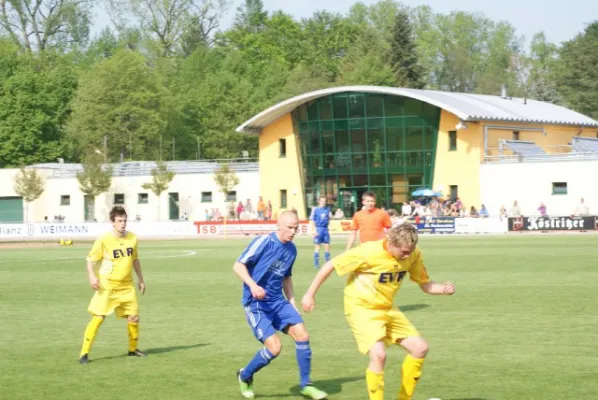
[346,191,392,250]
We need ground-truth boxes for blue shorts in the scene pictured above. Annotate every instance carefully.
[244,300,303,342]
[313,227,330,245]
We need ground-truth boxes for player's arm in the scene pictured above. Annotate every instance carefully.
[86,258,99,290]
[409,251,455,295]
[303,248,368,312]
[309,208,317,237]
[86,238,103,290]
[233,236,268,299]
[419,281,455,295]
[233,261,265,300]
[133,259,146,294]
[346,214,359,250]
[282,276,296,308]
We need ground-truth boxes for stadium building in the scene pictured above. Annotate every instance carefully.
[237,85,598,219]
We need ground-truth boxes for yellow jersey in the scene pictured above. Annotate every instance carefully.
[87,231,139,289]
[332,239,430,313]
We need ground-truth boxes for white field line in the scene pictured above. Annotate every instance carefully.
[0,250,198,264]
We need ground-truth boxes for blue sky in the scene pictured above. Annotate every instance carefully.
[91,0,596,46]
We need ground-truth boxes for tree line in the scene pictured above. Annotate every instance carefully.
[0,0,596,168]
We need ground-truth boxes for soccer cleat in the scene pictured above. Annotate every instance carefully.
[128,349,146,357]
[300,385,328,399]
[79,354,89,364]
[237,368,255,399]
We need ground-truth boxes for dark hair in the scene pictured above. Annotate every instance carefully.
[362,191,376,200]
[109,206,127,222]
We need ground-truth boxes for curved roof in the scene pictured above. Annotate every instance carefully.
[236,85,598,132]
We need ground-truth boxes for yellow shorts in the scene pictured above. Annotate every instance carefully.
[88,285,139,318]
[346,308,420,354]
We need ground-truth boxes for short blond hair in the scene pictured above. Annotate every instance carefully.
[387,223,418,247]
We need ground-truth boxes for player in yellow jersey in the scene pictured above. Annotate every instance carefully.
[302,223,455,400]
[78,206,147,364]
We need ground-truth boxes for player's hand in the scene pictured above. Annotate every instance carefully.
[301,295,315,313]
[443,281,455,295]
[312,231,318,238]
[89,275,100,291]
[250,284,266,300]
[138,281,146,295]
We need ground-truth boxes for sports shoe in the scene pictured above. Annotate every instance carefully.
[237,368,255,399]
[128,349,146,357]
[79,354,89,364]
[300,385,327,399]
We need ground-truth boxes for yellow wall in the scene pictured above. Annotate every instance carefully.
[433,112,598,209]
[258,113,307,219]
[485,124,597,154]
[433,111,484,208]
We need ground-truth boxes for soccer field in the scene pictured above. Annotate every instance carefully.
[1,235,597,400]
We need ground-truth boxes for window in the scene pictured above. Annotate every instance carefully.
[201,191,212,202]
[280,190,288,208]
[552,182,567,195]
[60,195,70,206]
[449,131,457,151]
[279,138,287,158]
[138,193,148,204]
[226,191,237,202]
[114,193,125,204]
[513,131,520,140]
[450,185,458,201]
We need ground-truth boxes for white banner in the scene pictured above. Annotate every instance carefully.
[0,221,197,240]
[193,221,311,236]
[454,217,508,234]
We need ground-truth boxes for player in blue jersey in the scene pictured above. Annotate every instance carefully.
[309,196,332,269]
[233,210,328,400]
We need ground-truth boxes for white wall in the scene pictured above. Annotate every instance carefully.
[0,169,260,223]
[480,160,598,217]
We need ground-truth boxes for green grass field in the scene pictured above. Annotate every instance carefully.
[1,235,597,400]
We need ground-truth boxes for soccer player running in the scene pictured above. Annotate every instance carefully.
[310,196,332,269]
[302,223,455,400]
[233,210,327,400]
[346,191,392,250]
[78,206,147,364]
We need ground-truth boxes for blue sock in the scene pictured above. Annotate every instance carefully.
[313,252,319,267]
[324,251,330,262]
[296,341,312,388]
[241,348,276,381]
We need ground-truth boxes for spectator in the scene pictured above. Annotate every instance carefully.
[266,200,273,220]
[236,201,244,220]
[334,208,345,219]
[213,208,221,221]
[573,198,589,216]
[401,201,412,217]
[245,199,253,217]
[256,196,266,220]
[469,206,479,218]
[135,214,141,222]
[537,202,547,216]
[204,209,211,221]
[509,200,522,217]
[478,205,489,218]
[499,205,507,219]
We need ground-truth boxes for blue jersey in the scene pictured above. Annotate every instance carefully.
[310,206,331,228]
[237,233,297,306]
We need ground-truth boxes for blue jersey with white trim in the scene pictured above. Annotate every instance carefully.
[237,233,297,306]
[310,206,331,228]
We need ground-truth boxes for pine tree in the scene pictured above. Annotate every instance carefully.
[389,11,425,88]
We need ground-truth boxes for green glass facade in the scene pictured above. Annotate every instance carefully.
[294,92,441,217]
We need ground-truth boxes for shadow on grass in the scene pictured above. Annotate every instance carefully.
[90,343,210,362]
[399,303,430,312]
[267,376,362,398]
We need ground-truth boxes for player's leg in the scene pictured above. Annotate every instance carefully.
[323,240,330,263]
[238,304,280,398]
[396,336,428,400]
[387,309,427,400]
[276,303,327,399]
[117,287,145,357]
[346,309,388,400]
[126,315,145,356]
[79,314,105,363]
[366,341,387,400]
[313,234,321,268]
